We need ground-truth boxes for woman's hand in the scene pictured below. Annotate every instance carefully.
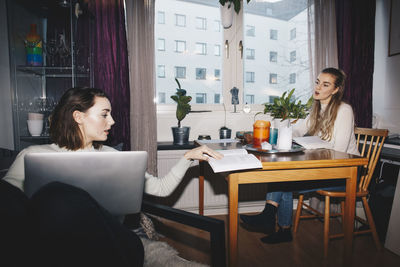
[184,145,223,161]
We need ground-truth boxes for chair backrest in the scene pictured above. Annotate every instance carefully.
[355,127,388,192]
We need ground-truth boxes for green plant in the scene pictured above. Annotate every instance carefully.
[219,0,251,14]
[171,78,192,128]
[263,88,312,124]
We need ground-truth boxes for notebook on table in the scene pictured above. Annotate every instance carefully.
[24,151,148,216]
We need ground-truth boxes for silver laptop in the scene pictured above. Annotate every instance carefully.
[24,151,148,216]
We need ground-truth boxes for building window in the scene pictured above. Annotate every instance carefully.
[195,42,207,55]
[157,38,165,51]
[214,93,220,104]
[196,93,207,103]
[270,29,278,40]
[175,14,186,27]
[290,50,296,62]
[158,11,165,24]
[214,69,220,80]
[246,48,255,60]
[214,20,221,32]
[269,51,277,62]
[196,17,207,30]
[174,40,186,53]
[246,72,255,83]
[290,28,296,40]
[157,65,165,78]
[245,94,255,104]
[158,92,166,104]
[214,45,221,56]
[246,25,255,37]
[269,95,279,103]
[269,73,277,84]
[289,73,296,84]
[175,66,186,79]
[266,8,273,16]
[196,68,206,80]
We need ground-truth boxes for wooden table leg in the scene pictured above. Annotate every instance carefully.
[343,166,357,265]
[228,173,239,267]
[199,161,204,215]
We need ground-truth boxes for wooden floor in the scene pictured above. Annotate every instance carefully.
[151,212,400,267]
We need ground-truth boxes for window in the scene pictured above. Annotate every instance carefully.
[290,50,296,62]
[214,20,221,32]
[175,66,186,79]
[158,11,165,24]
[246,25,255,37]
[269,51,277,62]
[214,45,221,56]
[214,93,220,103]
[196,17,207,30]
[157,38,165,51]
[269,95,279,103]
[246,72,255,83]
[196,43,207,55]
[214,69,220,80]
[270,29,278,40]
[157,65,165,78]
[158,92,166,104]
[196,68,206,80]
[266,8,273,16]
[290,28,296,40]
[175,14,186,27]
[174,40,186,53]
[269,73,277,84]
[196,93,207,103]
[245,94,255,104]
[246,48,255,60]
[289,73,296,84]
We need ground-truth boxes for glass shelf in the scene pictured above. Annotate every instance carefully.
[16,65,89,77]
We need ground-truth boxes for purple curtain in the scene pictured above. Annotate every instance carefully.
[89,0,131,150]
[336,0,376,128]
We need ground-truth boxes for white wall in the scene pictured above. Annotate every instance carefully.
[373,0,400,135]
[0,0,14,150]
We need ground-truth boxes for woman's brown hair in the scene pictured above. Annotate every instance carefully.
[49,87,108,150]
[307,68,346,141]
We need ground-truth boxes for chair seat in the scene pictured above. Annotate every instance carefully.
[316,189,369,198]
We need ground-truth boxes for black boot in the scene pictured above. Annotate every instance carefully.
[240,203,277,234]
[260,226,293,244]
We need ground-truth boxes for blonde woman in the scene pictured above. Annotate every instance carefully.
[241,68,359,244]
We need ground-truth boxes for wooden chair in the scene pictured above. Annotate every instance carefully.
[293,127,389,257]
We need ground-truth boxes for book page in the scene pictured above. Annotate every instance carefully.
[208,153,262,173]
[293,136,331,149]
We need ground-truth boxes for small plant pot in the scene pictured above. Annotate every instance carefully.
[172,126,190,145]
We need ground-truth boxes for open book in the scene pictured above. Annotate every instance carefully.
[293,136,331,150]
[207,149,262,173]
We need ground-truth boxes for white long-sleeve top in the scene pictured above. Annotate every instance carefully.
[292,102,360,155]
[3,144,193,197]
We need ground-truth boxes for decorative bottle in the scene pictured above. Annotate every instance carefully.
[25,24,43,66]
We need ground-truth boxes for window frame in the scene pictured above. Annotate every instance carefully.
[175,14,186,27]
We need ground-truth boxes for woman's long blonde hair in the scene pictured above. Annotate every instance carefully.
[307,68,346,141]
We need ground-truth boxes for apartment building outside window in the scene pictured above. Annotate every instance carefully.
[157,65,165,78]
[246,25,255,36]
[290,28,296,40]
[214,44,221,56]
[175,40,186,53]
[175,14,186,27]
[175,66,186,79]
[246,71,255,83]
[196,17,207,30]
[269,51,277,62]
[158,92,166,104]
[196,68,206,80]
[214,20,221,32]
[245,94,255,104]
[270,29,278,40]
[157,38,165,51]
[290,50,296,62]
[289,73,296,84]
[214,93,220,104]
[246,48,255,60]
[196,42,207,55]
[196,93,207,103]
[214,69,220,80]
[269,73,277,84]
[158,11,165,24]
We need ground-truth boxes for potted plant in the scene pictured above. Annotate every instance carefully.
[171,78,192,145]
[263,88,312,149]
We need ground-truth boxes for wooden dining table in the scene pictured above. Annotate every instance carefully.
[197,141,368,267]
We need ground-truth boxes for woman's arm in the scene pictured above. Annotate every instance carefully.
[331,103,355,153]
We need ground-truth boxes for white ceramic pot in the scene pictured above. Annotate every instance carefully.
[220,3,234,29]
[27,120,43,136]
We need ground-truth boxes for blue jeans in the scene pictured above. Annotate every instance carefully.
[266,191,293,227]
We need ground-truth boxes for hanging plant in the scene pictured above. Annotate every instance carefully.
[219,0,251,14]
